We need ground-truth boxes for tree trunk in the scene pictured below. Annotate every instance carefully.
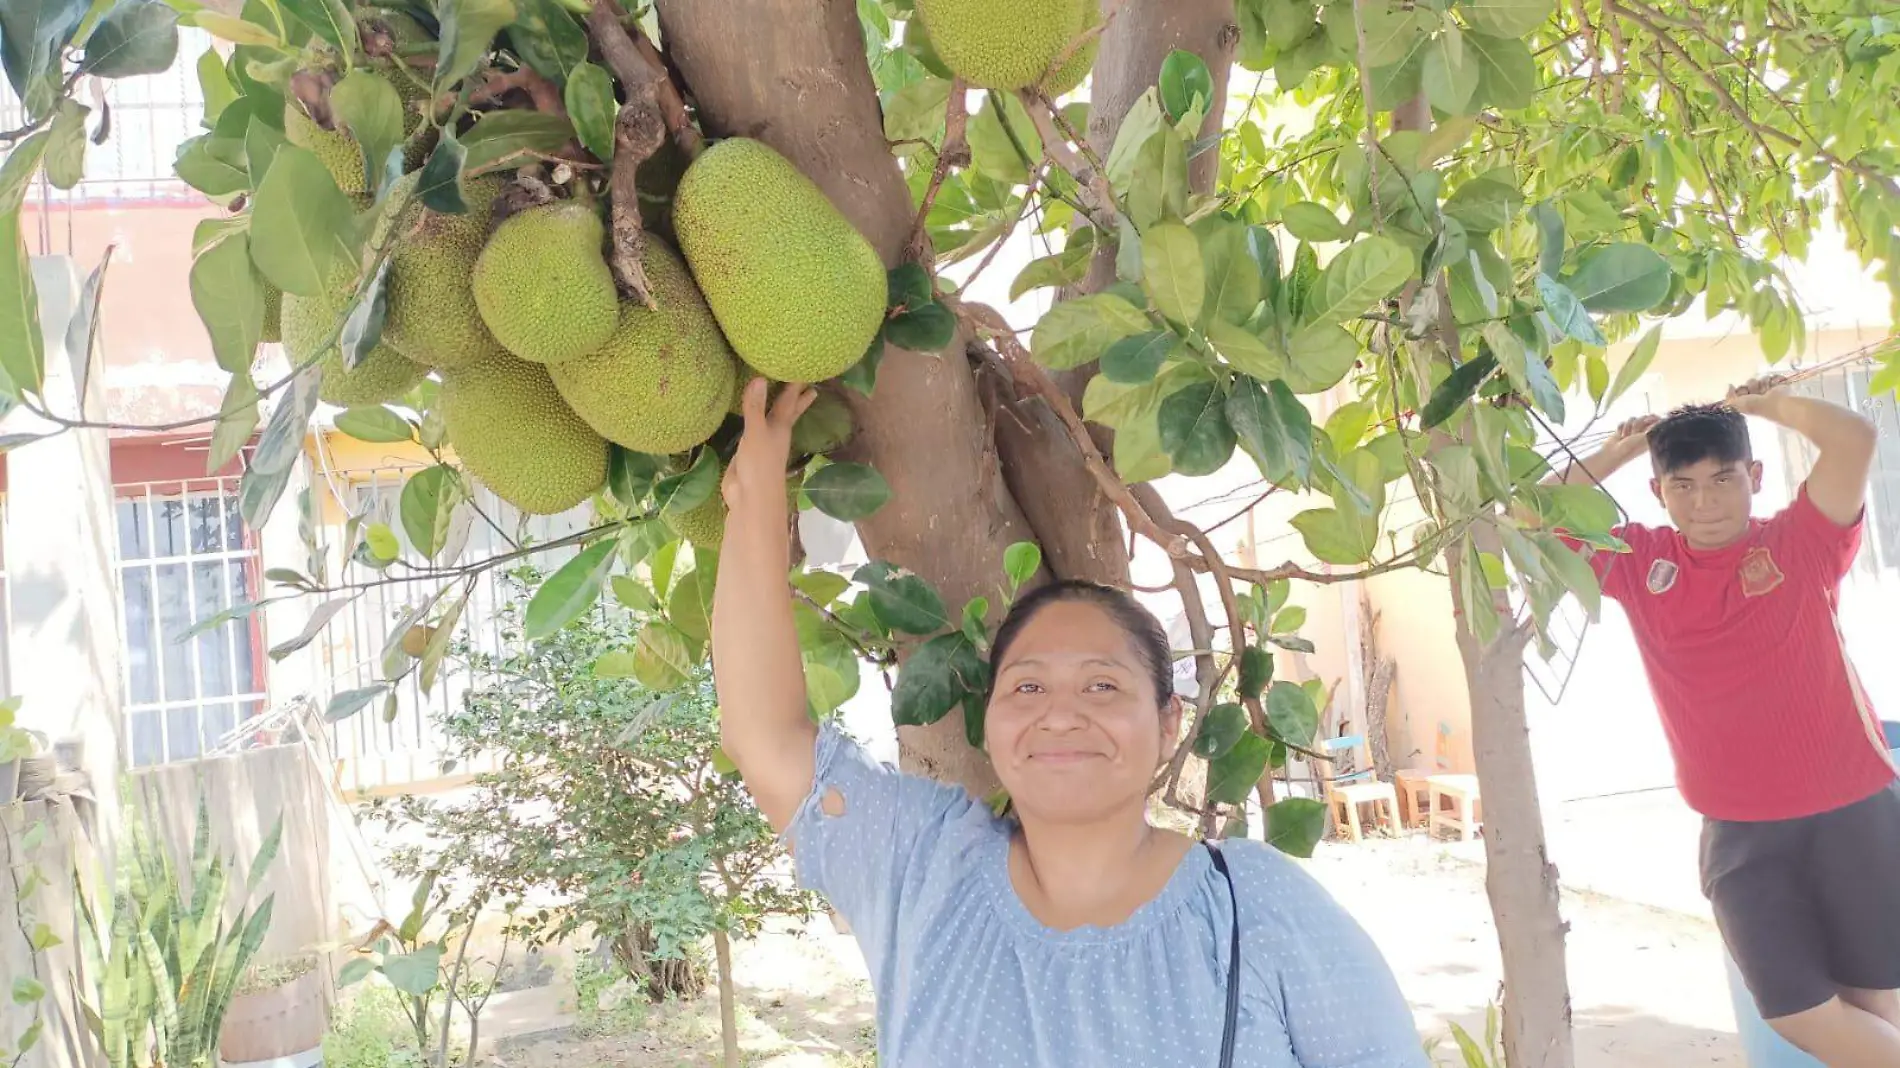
[714,927,740,1068]
[1448,559,1576,1068]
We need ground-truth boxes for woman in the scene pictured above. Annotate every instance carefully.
[712,380,1427,1068]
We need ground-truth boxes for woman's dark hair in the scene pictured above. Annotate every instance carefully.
[1648,402,1752,475]
[986,580,1174,706]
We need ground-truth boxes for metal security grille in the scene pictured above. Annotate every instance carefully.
[1786,367,1900,574]
[114,478,268,767]
[320,463,592,792]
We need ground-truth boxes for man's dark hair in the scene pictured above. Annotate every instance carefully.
[1647,402,1752,475]
[987,580,1174,707]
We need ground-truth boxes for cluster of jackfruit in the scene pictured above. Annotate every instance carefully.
[281,18,886,531]
[909,0,1099,93]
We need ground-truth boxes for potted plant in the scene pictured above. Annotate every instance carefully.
[220,953,331,1068]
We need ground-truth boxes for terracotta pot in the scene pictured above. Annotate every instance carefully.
[219,965,329,1063]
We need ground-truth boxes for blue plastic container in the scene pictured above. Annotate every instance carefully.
[1723,720,1900,1067]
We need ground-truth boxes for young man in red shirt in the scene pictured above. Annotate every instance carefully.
[1553,374,1890,1067]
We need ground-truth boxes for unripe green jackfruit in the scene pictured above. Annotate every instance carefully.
[674,138,886,384]
[281,261,428,407]
[377,172,508,369]
[791,391,856,455]
[911,0,1096,92]
[472,202,619,365]
[441,354,610,515]
[548,242,738,456]
[666,488,727,548]
[261,285,282,345]
[285,102,369,194]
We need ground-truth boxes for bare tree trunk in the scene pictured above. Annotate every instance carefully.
[714,928,740,1068]
[1448,553,1576,1068]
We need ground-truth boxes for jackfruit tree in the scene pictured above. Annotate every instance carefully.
[2,0,1899,1065]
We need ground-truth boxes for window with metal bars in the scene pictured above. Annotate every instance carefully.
[1783,367,1900,575]
[114,480,267,766]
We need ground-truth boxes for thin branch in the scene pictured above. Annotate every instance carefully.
[906,81,969,266]
[1018,91,1120,232]
[963,167,1045,288]
[583,0,703,158]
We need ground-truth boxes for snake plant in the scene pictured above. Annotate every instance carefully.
[79,795,282,1068]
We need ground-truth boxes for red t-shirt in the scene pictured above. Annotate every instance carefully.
[1589,483,1893,822]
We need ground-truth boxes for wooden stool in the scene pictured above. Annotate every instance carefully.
[1393,769,1433,829]
[1318,734,1400,842]
[1428,774,1482,841]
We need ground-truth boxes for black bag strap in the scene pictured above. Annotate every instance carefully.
[1205,841,1241,1068]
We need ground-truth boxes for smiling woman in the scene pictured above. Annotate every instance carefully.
[710,380,1427,1068]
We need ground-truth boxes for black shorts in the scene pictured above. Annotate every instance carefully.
[1702,781,1900,1020]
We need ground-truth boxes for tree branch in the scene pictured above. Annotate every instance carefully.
[1018,91,1120,232]
[584,0,703,158]
[907,81,969,265]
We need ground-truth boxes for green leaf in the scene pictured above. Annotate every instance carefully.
[1535,274,1606,347]
[1423,27,1479,114]
[1,0,87,107]
[524,540,617,640]
[1158,381,1237,476]
[364,523,401,563]
[1606,323,1663,407]
[1142,221,1205,325]
[0,133,52,398]
[325,684,388,722]
[1158,48,1214,120]
[1266,797,1328,857]
[1291,507,1379,564]
[1207,733,1272,805]
[1032,293,1150,370]
[668,564,716,644]
[1538,533,1601,620]
[655,450,720,515]
[1302,235,1410,325]
[1004,541,1042,590]
[83,0,178,77]
[1461,0,1552,37]
[1272,605,1308,634]
[854,561,950,636]
[43,99,89,190]
[417,130,469,214]
[1125,128,1190,231]
[505,0,587,80]
[632,622,695,690]
[335,406,413,443]
[1198,220,1262,326]
[891,266,934,309]
[1419,352,1496,429]
[1565,243,1673,313]
[1536,483,1619,538]
[803,462,892,521]
[277,0,354,53]
[1009,235,1096,301]
[1266,679,1320,746]
[193,10,283,45]
[1102,331,1176,384]
[883,75,952,147]
[460,110,578,174]
[1531,202,1565,279]
[892,633,987,727]
[1444,176,1523,233]
[593,648,639,679]
[1226,375,1313,483]
[1468,31,1535,109]
[400,466,462,560]
[436,0,517,89]
[1283,323,1360,394]
[190,229,264,374]
[885,302,957,351]
[1282,201,1349,242]
[268,596,354,660]
[1207,318,1288,381]
[12,975,46,1004]
[329,70,403,196]
[966,92,1040,185]
[564,60,616,161]
[381,946,443,996]
[207,374,261,474]
[339,255,392,369]
[1194,702,1249,760]
[249,146,355,297]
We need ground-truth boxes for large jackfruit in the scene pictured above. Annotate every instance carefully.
[674,139,886,384]
[285,101,370,194]
[376,172,508,369]
[911,0,1097,92]
[548,242,738,456]
[441,354,610,515]
[261,285,282,345]
[281,261,428,407]
[471,201,619,365]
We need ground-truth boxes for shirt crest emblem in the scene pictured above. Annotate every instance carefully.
[1739,546,1785,597]
[1646,559,1678,595]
